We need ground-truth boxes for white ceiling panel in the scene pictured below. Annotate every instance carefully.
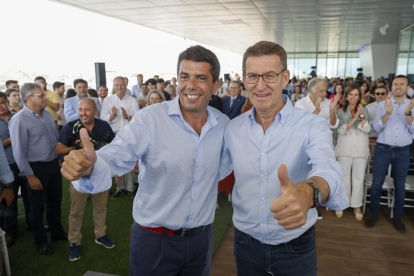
[52,0,414,54]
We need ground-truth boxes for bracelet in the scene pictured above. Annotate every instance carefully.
[386,112,392,115]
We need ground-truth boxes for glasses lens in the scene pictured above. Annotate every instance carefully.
[376,93,385,95]
[246,74,258,84]
[263,74,277,82]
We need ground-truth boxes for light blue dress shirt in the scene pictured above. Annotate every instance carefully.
[73,97,231,230]
[9,106,58,176]
[0,113,15,164]
[131,83,142,97]
[0,138,14,185]
[372,97,414,147]
[64,95,101,122]
[223,95,349,245]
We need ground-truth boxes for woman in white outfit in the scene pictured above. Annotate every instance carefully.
[335,83,371,220]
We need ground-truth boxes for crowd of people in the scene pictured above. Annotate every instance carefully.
[0,40,414,275]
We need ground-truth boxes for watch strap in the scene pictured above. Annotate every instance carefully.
[305,181,320,208]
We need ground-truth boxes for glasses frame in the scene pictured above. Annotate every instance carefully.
[244,69,286,84]
[31,93,46,98]
[375,92,386,96]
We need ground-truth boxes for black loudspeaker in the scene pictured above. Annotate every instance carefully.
[95,63,106,89]
[224,74,230,81]
[388,73,395,83]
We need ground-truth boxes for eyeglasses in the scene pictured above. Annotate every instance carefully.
[31,93,46,98]
[229,87,240,90]
[244,70,285,84]
[375,92,386,96]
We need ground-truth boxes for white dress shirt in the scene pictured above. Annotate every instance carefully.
[101,94,139,133]
[295,95,339,129]
[365,101,378,138]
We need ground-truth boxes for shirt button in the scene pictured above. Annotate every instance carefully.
[195,179,198,182]
[261,175,265,178]
[262,153,265,156]
[191,216,194,219]
[259,131,262,134]
[197,160,200,163]
[263,239,266,242]
[193,197,196,200]
[261,198,264,201]
[261,220,265,223]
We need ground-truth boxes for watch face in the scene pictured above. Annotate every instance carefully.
[317,191,322,204]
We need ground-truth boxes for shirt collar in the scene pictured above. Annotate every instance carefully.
[391,96,408,104]
[23,105,45,117]
[0,112,13,123]
[168,97,218,126]
[248,94,292,126]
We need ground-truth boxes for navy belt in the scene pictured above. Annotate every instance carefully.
[377,143,410,151]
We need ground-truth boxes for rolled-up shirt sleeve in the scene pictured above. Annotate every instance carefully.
[9,118,33,176]
[219,129,233,181]
[306,119,349,210]
[372,102,386,132]
[0,138,14,184]
[64,98,79,122]
[72,110,152,194]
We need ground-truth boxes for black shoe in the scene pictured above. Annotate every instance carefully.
[391,218,406,233]
[6,235,16,247]
[51,231,68,241]
[111,190,124,199]
[44,225,50,232]
[364,215,379,228]
[37,243,54,255]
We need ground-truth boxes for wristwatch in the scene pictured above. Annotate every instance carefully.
[405,111,412,116]
[359,114,365,119]
[3,184,13,190]
[306,182,322,208]
[124,114,129,119]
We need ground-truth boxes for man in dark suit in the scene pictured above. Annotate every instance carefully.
[221,81,246,119]
[208,94,222,111]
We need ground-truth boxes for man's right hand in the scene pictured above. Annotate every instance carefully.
[384,98,393,115]
[314,97,322,114]
[61,128,97,181]
[110,106,118,122]
[27,175,43,190]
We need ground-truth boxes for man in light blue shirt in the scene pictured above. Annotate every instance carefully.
[130,74,143,98]
[365,75,414,233]
[224,41,349,275]
[61,46,231,275]
[64,79,101,122]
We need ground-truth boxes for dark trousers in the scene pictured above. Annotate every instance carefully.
[1,163,30,236]
[25,159,64,246]
[234,226,317,276]
[370,145,410,218]
[130,223,212,276]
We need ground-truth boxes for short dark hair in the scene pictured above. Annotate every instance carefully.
[5,80,17,88]
[393,75,410,85]
[88,89,98,97]
[73,79,88,88]
[53,81,65,91]
[66,89,77,99]
[157,79,165,84]
[5,88,19,99]
[242,41,287,72]
[177,45,220,83]
[154,75,159,78]
[98,85,108,90]
[0,92,7,102]
[147,78,157,86]
[34,76,46,83]
[375,85,388,92]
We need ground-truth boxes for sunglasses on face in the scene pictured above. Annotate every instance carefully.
[376,92,386,96]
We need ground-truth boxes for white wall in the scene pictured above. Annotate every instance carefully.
[359,46,374,78]
[359,44,398,79]
[371,44,398,79]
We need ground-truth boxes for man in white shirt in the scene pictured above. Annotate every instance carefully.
[101,77,139,199]
[97,85,108,107]
[365,86,388,139]
[131,74,143,98]
[295,78,340,129]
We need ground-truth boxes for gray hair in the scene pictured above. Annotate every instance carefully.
[78,97,97,110]
[308,78,324,93]
[230,81,241,88]
[20,83,43,103]
[113,76,126,85]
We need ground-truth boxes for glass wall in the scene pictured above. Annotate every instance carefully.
[287,52,361,79]
[396,23,414,81]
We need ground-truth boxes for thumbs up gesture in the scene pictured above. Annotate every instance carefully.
[61,128,97,181]
[269,165,313,230]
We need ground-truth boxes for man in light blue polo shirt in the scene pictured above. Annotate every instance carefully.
[223,41,349,275]
[64,79,101,122]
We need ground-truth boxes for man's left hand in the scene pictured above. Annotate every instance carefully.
[121,107,127,118]
[270,165,312,230]
[405,99,414,113]
[0,188,14,207]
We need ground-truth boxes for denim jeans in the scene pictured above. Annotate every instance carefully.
[1,163,30,236]
[370,144,410,218]
[234,226,317,276]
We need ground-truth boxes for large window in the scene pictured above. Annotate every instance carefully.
[287,52,361,79]
[396,23,414,80]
